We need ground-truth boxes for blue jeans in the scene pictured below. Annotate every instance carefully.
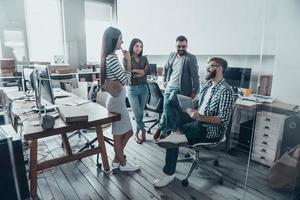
[159,86,180,134]
[161,101,219,176]
[127,84,149,134]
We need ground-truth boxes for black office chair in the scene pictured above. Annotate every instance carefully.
[144,81,164,134]
[177,123,229,187]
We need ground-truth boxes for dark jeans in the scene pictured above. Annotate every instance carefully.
[161,98,219,176]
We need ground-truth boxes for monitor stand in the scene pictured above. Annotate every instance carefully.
[32,105,57,113]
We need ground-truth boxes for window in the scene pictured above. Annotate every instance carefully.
[24,0,64,63]
[2,30,27,61]
[85,1,112,63]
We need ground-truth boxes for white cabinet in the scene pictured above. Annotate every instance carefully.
[251,111,286,166]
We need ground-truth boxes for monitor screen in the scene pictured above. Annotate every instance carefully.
[149,64,157,76]
[224,67,252,89]
[33,65,55,105]
[22,66,35,92]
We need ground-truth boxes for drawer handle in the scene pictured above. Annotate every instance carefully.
[264,126,270,130]
[265,118,271,122]
[260,156,266,160]
[262,141,268,145]
[263,134,269,138]
[261,149,267,153]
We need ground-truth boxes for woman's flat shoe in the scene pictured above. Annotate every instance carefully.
[134,136,143,144]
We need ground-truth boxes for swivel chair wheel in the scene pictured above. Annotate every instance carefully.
[147,130,151,134]
[181,179,189,187]
[213,160,219,167]
[96,163,102,168]
[184,153,191,158]
[218,178,223,185]
[90,144,95,149]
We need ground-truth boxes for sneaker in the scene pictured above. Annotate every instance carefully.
[111,161,120,170]
[153,173,175,188]
[119,162,140,172]
[155,131,188,148]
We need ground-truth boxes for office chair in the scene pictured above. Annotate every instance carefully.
[144,81,164,134]
[178,122,231,187]
[59,79,90,147]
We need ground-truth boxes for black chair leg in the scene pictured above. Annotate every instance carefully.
[147,120,159,133]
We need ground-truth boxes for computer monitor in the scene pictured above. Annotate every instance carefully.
[31,65,55,111]
[149,64,157,76]
[224,67,252,89]
[22,66,35,92]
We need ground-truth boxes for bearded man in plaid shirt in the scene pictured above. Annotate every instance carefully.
[153,57,235,188]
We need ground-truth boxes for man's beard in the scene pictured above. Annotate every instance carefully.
[205,70,217,80]
[177,50,186,56]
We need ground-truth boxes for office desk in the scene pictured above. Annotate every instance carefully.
[229,98,298,154]
[5,91,120,199]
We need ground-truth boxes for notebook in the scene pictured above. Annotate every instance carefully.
[58,105,88,123]
[177,94,194,112]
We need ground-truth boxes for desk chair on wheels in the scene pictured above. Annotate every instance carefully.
[144,81,164,134]
[59,79,90,147]
[178,123,231,187]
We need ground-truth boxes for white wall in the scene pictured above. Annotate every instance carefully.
[117,0,276,55]
[271,0,300,105]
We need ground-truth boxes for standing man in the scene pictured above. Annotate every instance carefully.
[154,35,200,140]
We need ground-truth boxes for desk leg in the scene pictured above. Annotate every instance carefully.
[96,126,110,172]
[29,139,38,199]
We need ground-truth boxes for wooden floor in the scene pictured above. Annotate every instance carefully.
[24,118,295,200]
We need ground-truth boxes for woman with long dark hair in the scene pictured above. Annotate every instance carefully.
[100,27,139,172]
[124,38,150,144]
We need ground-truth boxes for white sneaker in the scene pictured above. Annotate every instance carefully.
[111,161,120,170]
[119,162,140,172]
[153,173,175,188]
[155,131,188,148]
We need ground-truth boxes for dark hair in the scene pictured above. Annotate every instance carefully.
[129,38,143,56]
[100,27,121,84]
[208,57,228,74]
[176,35,188,43]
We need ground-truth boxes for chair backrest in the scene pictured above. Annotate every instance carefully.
[146,81,164,113]
[96,90,109,107]
[88,81,99,101]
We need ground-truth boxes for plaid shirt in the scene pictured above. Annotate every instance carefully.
[197,79,235,139]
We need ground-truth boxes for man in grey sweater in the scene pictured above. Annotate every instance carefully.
[154,36,200,140]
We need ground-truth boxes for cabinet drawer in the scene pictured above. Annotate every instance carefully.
[254,130,278,144]
[255,111,285,135]
[252,146,276,161]
[251,154,273,166]
[255,121,280,136]
[253,134,277,151]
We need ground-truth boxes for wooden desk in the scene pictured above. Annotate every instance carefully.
[6,91,120,199]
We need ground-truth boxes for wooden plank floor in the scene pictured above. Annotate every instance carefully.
[25,116,295,200]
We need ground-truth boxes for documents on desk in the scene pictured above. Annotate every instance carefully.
[240,94,275,103]
[62,99,91,106]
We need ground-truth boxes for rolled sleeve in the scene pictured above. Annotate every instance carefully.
[218,89,234,125]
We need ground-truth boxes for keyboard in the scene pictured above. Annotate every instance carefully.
[0,126,8,140]
[0,125,17,141]
[53,88,71,98]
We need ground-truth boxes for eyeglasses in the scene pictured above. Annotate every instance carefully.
[206,64,221,71]
[176,45,187,49]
